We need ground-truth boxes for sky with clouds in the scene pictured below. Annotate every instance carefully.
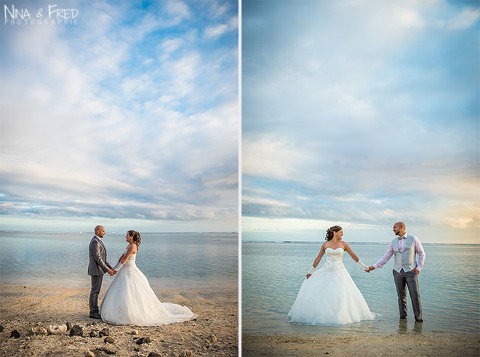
[0,0,238,233]
[242,0,479,243]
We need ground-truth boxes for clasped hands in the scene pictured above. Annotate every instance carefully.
[107,269,118,276]
[363,266,419,275]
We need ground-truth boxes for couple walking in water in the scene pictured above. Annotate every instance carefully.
[288,222,425,325]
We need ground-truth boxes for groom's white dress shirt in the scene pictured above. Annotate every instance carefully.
[373,233,425,271]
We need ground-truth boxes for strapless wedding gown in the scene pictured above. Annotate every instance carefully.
[100,249,197,326]
[288,247,375,325]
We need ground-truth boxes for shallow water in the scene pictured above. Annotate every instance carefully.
[242,241,480,335]
[0,231,238,290]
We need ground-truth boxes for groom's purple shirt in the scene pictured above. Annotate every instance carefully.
[373,233,425,271]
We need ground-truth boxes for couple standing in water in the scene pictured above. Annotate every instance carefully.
[88,222,424,327]
[288,222,425,325]
[88,225,196,326]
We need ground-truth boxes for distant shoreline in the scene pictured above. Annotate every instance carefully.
[0,230,239,234]
[242,240,480,245]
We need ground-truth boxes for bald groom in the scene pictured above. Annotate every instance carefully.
[367,222,425,323]
[88,225,115,319]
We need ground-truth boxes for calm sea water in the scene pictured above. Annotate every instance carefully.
[242,241,480,335]
[0,231,238,290]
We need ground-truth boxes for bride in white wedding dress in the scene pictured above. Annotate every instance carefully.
[100,230,197,326]
[288,225,376,325]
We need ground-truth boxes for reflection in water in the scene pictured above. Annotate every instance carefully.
[397,319,422,334]
[398,319,408,334]
[413,321,423,334]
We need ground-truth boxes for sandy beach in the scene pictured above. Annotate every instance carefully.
[242,333,480,357]
[0,284,238,357]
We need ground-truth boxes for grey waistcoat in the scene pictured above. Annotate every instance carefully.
[391,235,416,272]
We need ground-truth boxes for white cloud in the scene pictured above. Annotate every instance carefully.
[204,16,238,39]
[162,38,183,55]
[204,24,229,39]
[243,137,309,181]
[446,8,480,30]
[242,196,290,208]
[166,0,190,19]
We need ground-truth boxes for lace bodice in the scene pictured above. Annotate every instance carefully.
[322,247,345,271]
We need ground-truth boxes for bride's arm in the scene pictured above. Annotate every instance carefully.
[113,245,137,270]
[312,245,326,268]
[344,242,368,270]
[119,244,137,265]
[306,244,326,278]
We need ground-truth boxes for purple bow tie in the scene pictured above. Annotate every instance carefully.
[398,236,407,240]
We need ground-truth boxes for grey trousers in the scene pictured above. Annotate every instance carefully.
[393,269,422,321]
[89,275,103,314]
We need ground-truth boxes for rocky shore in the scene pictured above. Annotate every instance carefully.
[0,285,238,356]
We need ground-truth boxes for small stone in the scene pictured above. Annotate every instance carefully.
[131,329,138,335]
[135,336,151,345]
[99,327,110,336]
[94,347,116,355]
[84,350,95,357]
[205,334,217,344]
[23,343,32,350]
[10,330,20,338]
[89,329,99,338]
[149,353,162,357]
[31,326,48,335]
[69,325,84,337]
[180,350,194,357]
[104,336,115,344]
[47,325,67,335]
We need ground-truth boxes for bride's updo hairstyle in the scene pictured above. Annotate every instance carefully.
[325,225,342,241]
[128,230,141,247]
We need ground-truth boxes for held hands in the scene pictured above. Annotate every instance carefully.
[107,269,117,276]
[363,267,418,274]
[306,273,312,279]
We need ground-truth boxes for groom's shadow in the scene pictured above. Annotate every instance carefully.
[398,319,423,334]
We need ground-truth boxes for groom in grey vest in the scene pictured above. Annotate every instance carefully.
[88,225,115,319]
[368,222,425,322]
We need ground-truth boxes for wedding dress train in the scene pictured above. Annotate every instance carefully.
[100,249,197,326]
[288,247,376,325]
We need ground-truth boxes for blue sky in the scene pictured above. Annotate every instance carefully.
[242,0,479,243]
[0,0,238,233]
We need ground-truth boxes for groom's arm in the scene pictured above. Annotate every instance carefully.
[413,236,425,273]
[369,243,394,271]
[91,240,110,273]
